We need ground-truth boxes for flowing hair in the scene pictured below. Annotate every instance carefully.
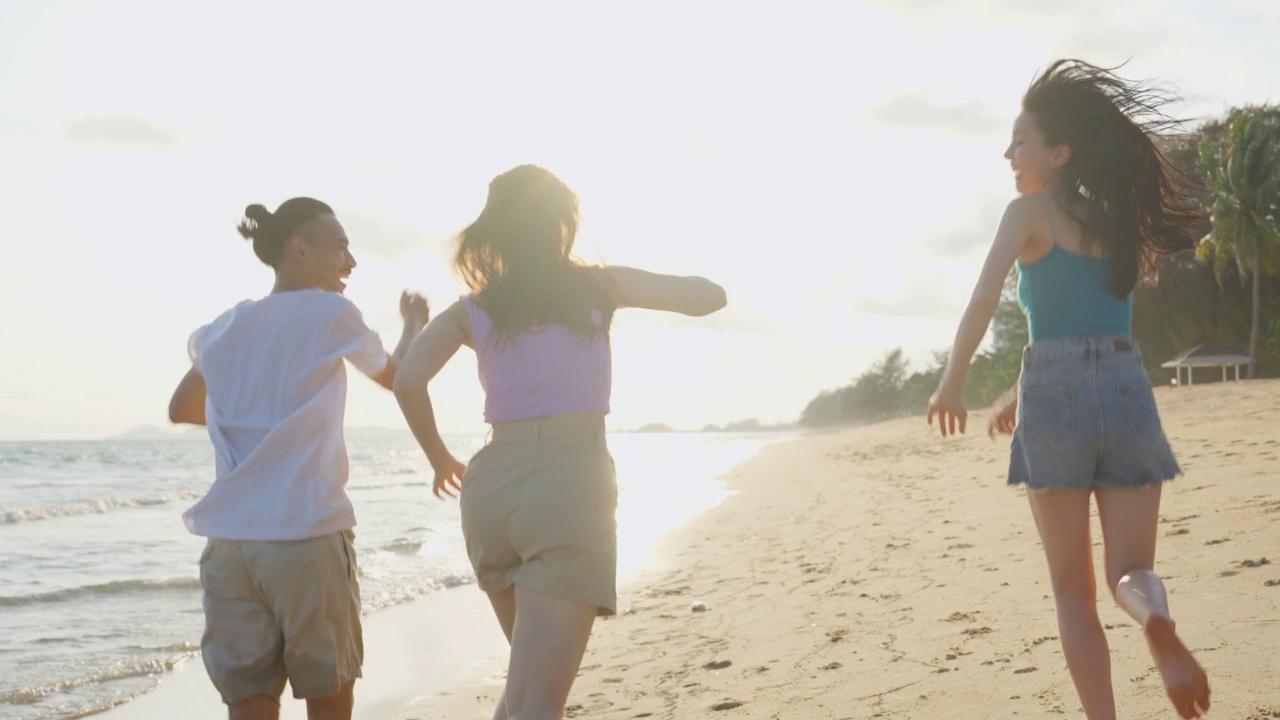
[454,165,614,343]
[1023,59,1202,297]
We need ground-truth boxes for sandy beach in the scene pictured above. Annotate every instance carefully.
[410,380,1280,720]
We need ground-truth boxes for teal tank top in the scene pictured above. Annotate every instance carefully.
[1016,204,1133,343]
[1017,247,1132,342]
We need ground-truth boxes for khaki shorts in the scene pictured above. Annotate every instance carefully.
[460,415,618,616]
[198,529,362,704]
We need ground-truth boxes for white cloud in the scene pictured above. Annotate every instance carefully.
[870,94,1005,138]
[918,194,1009,258]
[341,210,434,260]
[65,116,177,147]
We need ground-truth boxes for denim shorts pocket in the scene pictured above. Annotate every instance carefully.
[1118,383,1161,433]
[1020,384,1074,445]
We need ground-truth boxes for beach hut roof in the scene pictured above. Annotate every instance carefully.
[1160,343,1251,368]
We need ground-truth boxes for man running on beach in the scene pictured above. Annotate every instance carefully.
[167,198,428,720]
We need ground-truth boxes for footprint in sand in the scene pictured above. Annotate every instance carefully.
[943,611,979,623]
[711,700,744,711]
[703,660,732,670]
[1239,558,1272,568]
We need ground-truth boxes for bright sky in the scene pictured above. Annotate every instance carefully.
[1,0,1277,440]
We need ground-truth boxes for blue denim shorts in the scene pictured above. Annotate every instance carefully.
[1008,336,1181,491]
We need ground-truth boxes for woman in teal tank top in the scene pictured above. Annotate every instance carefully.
[926,61,1210,720]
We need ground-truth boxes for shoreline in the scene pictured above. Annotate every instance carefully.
[91,433,783,720]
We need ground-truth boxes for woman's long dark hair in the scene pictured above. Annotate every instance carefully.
[455,165,614,342]
[1023,59,1201,297]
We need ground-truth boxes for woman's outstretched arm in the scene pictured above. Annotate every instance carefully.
[393,300,470,498]
[603,266,727,316]
[928,196,1038,436]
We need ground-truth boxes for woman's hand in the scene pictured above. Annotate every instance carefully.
[988,398,1017,439]
[431,454,466,500]
[927,384,968,438]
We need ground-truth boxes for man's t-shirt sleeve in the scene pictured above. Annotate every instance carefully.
[186,325,207,373]
[328,298,391,378]
[187,304,247,375]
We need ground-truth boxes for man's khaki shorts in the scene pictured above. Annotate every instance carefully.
[198,529,362,704]
[460,415,618,616]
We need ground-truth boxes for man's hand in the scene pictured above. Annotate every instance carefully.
[400,291,430,328]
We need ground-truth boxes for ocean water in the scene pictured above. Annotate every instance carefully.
[0,431,782,720]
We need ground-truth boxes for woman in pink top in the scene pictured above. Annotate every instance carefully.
[394,165,726,720]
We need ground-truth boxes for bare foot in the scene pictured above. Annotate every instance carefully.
[1144,615,1211,718]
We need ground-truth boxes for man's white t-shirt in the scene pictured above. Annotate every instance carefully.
[182,289,390,541]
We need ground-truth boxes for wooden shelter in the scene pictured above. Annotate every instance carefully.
[1161,343,1251,386]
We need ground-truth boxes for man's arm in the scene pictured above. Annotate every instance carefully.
[168,368,207,425]
[369,292,430,390]
[370,321,420,390]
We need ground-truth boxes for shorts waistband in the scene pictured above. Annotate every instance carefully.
[488,414,607,445]
[1024,335,1138,361]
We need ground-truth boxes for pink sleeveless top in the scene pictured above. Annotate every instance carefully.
[464,296,611,423]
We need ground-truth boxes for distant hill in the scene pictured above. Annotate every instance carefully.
[700,418,799,433]
[628,423,679,434]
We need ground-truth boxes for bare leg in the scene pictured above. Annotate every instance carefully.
[229,696,280,720]
[303,680,354,720]
[503,584,596,720]
[1096,486,1210,719]
[487,586,517,720]
[1027,489,1116,720]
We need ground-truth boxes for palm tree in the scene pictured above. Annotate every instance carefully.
[1198,108,1280,378]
